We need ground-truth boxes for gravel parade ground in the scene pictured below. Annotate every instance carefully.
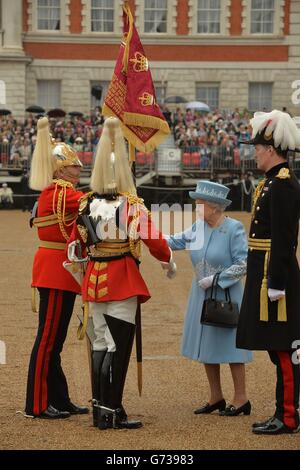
[0,210,299,450]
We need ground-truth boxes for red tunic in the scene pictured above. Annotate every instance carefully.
[32,181,84,294]
[68,195,171,303]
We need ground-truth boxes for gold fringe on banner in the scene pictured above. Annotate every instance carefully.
[129,143,135,162]
[102,104,170,152]
[123,112,170,133]
[122,3,134,75]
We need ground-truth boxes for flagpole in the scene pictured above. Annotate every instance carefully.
[122,1,142,396]
[129,141,143,397]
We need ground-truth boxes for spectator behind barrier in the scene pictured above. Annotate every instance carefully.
[0,183,14,209]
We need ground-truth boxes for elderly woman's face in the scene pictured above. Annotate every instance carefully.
[195,199,216,221]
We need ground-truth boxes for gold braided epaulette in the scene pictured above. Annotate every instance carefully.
[79,191,94,213]
[52,178,74,189]
[276,168,290,179]
[121,192,151,217]
[121,191,144,206]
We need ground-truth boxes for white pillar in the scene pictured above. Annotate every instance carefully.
[1,0,24,54]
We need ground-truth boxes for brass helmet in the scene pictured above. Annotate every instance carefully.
[30,117,82,191]
[51,140,83,168]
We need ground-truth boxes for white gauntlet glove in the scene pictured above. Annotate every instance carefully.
[198,275,214,290]
[67,240,88,263]
[268,288,285,302]
[68,240,79,262]
[161,250,177,279]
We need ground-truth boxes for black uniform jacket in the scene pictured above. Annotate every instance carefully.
[237,162,300,350]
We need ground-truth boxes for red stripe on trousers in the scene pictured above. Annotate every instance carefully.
[33,290,63,415]
[278,351,297,429]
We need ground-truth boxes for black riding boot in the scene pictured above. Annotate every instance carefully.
[97,315,142,430]
[91,350,107,427]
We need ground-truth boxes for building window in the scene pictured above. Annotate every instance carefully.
[154,83,167,105]
[197,0,221,34]
[196,84,219,110]
[248,83,272,111]
[144,0,167,33]
[37,0,60,30]
[37,80,61,109]
[250,0,275,34]
[91,0,114,32]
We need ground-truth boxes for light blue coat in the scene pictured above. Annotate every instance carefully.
[167,217,253,364]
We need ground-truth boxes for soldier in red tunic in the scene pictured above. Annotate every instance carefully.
[67,117,176,429]
[24,117,89,419]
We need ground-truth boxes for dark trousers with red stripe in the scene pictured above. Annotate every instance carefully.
[25,288,76,416]
[268,350,300,429]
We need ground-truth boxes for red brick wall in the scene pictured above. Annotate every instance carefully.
[69,0,82,33]
[22,0,29,32]
[176,0,189,35]
[230,0,243,36]
[24,42,288,62]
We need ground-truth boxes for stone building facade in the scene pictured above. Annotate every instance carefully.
[0,0,300,118]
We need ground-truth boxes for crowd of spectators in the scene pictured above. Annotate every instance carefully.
[0,107,105,170]
[0,105,283,172]
[161,106,256,168]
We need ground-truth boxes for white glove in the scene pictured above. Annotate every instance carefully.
[67,240,88,263]
[68,241,79,262]
[167,259,177,279]
[161,250,177,279]
[198,275,214,290]
[268,288,285,302]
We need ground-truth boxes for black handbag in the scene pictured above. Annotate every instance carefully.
[201,273,239,328]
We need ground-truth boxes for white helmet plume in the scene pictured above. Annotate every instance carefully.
[250,110,300,151]
[250,109,300,150]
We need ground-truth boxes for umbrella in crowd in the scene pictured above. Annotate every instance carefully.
[185,101,210,112]
[47,108,66,118]
[26,105,45,114]
[69,111,84,117]
[164,96,188,104]
[0,109,12,116]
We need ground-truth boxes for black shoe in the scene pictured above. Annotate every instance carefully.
[37,405,70,419]
[252,417,299,435]
[219,401,251,416]
[62,402,89,415]
[194,399,226,415]
[98,407,143,430]
[252,417,273,429]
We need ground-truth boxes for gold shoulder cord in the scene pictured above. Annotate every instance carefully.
[121,192,150,260]
[79,191,94,214]
[52,179,76,241]
[251,179,266,220]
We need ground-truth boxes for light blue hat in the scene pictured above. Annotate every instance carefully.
[189,180,232,207]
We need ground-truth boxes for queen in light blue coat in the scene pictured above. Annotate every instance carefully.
[167,181,252,417]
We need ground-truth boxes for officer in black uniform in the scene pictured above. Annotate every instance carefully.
[237,110,300,435]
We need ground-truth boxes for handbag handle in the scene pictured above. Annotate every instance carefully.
[210,273,220,300]
[210,272,232,303]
